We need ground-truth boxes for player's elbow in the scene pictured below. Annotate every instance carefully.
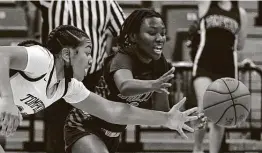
[118,81,131,96]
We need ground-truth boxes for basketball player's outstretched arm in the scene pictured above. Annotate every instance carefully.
[0,46,29,137]
[71,94,198,139]
[114,67,175,96]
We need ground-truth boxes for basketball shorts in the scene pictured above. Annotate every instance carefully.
[193,66,236,81]
[64,108,121,153]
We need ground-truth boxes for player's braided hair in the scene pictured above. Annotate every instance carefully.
[46,25,89,55]
[118,9,162,48]
[17,40,43,47]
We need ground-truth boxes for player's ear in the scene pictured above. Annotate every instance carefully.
[61,48,71,62]
[128,33,137,44]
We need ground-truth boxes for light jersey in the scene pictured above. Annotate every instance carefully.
[193,1,241,77]
[10,45,90,115]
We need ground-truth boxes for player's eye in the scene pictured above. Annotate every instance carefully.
[148,31,157,36]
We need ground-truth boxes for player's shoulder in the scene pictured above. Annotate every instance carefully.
[112,51,133,63]
[26,45,52,56]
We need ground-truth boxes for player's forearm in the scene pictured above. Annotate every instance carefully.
[73,92,169,126]
[0,55,14,101]
[119,79,156,96]
[106,100,169,126]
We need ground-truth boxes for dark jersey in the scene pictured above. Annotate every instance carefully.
[193,1,241,77]
[87,50,170,132]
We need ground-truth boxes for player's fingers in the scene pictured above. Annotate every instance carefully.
[173,97,186,109]
[7,114,19,137]
[6,115,15,137]
[201,116,208,123]
[11,117,20,135]
[161,83,172,88]
[196,122,207,130]
[186,116,198,122]
[161,74,174,83]
[183,107,198,116]
[182,124,194,133]
[161,67,175,77]
[159,88,170,95]
[1,114,10,136]
[177,128,188,139]
[0,112,5,125]
[197,113,205,119]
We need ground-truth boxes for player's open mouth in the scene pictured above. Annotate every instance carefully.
[154,46,163,53]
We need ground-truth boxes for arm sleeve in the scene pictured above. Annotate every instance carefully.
[24,45,53,76]
[107,0,125,36]
[63,78,91,103]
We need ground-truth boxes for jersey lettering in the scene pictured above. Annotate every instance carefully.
[20,94,45,113]
[117,92,153,104]
[205,15,239,34]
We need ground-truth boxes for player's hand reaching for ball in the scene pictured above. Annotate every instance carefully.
[194,113,208,130]
[152,67,175,94]
[165,97,199,139]
[0,97,22,137]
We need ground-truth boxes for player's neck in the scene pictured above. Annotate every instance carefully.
[135,47,152,64]
[54,58,65,82]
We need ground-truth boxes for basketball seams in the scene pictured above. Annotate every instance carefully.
[234,104,250,113]
[215,105,233,125]
[206,89,233,94]
[203,98,232,110]
[214,104,250,126]
[206,79,240,94]
[230,79,240,93]
[203,93,250,110]
[221,79,237,125]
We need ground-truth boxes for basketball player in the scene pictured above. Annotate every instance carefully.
[192,1,247,153]
[63,9,189,153]
[0,25,199,151]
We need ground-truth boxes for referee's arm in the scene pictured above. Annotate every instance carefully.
[108,0,125,36]
[106,0,125,54]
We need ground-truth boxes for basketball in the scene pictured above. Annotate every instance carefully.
[203,77,251,127]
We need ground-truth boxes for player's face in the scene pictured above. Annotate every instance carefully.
[135,17,166,60]
[71,37,92,81]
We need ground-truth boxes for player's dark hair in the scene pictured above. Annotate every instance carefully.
[46,25,89,55]
[17,40,43,47]
[118,8,163,48]
[46,25,90,84]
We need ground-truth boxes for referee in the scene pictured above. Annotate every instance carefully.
[31,1,125,153]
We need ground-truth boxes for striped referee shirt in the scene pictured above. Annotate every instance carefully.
[32,0,125,74]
